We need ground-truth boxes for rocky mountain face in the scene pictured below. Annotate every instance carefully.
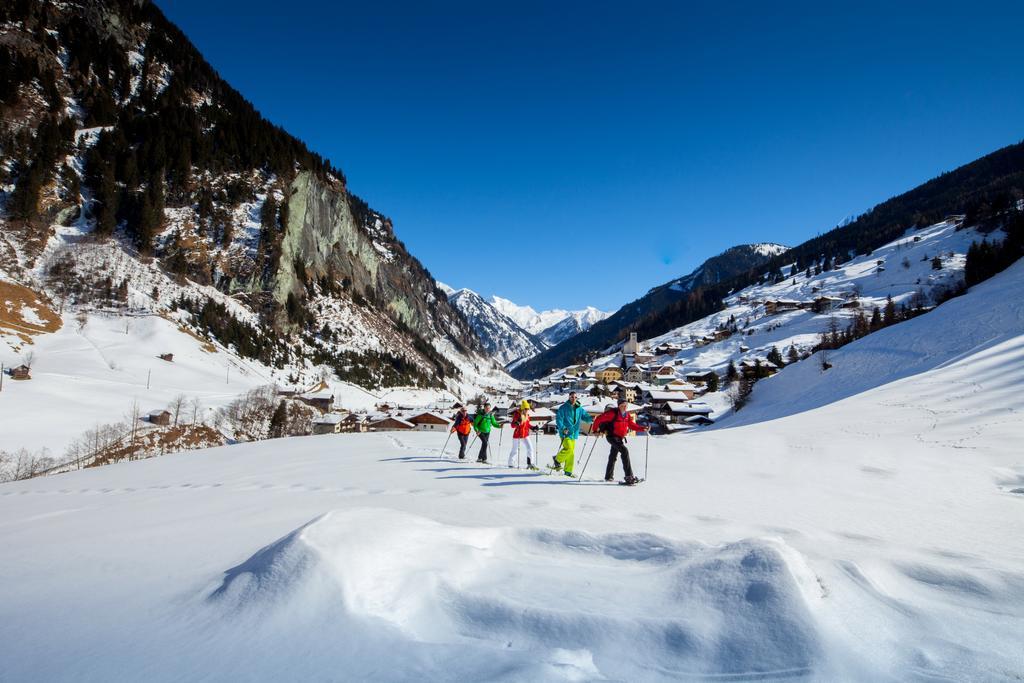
[447,289,546,367]
[512,243,789,378]
[0,0,496,390]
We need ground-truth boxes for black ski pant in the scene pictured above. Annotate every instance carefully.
[605,436,634,480]
[477,432,490,461]
[456,432,469,459]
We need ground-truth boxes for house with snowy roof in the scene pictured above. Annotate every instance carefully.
[407,412,452,432]
[312,413,347,435]
[764,299,802,315]
[368,416,415,431]
[298,389,334,413]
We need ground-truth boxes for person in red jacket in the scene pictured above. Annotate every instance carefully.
[450,404,473,459]
[507,399,537,469]
[591,399,646,484]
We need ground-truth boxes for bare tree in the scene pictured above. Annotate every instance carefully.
[126,401,141,461]
[23,350,35,368]
[169,394,187,426]
[190,396,203,425]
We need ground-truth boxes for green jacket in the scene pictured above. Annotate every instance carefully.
[473,411,501,434]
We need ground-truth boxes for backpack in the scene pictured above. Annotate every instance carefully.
[597,410,616,434]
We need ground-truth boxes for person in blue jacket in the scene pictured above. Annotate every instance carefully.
[552,391,593,477]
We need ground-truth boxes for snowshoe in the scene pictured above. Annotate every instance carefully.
[619,477,643,486]
[604,477,614,482]
[550,458,562,471]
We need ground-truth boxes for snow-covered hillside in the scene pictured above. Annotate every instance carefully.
[1,259,1022,680]
[548,218,988,421]
[447,288,546,366]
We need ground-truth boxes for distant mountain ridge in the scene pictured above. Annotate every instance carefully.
[447,288,547,366]
[437,284,610,367]
[512,243,790,378]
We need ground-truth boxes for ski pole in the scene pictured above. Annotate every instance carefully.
[440,431,453,459]
[576,436,599,483]
[644,432,650,481]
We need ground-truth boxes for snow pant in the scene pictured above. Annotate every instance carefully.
[605,436,634,480]
[507,436,535,468]
[456,432,469,459]
[554,438,577,473]
[477,432,490,461]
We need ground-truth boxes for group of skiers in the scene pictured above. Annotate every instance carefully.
[449,391,645,485]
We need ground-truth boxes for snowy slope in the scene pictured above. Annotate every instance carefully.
[535,306,611,346]
[2,264,1023,681]
[447,289,546,366]
[729,255,1024,427]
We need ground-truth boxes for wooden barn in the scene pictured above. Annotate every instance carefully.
[9,364,31,380]
[368,417,415,432]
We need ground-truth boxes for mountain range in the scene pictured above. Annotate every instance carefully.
[439,284,610,367]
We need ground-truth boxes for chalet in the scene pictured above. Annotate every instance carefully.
[563,365,584,378]
[652,365,678,386]
[739,358,780,379]
[312,413,347,435]
[811,296,844,314]
[684,370,718,386]
[368,417,415,432]
[664,380,697,399]
[653,342,683,355]
[158,353,174,362]
[298,389,334,413]
[664,402,713,423]
[644,389,688,410]
[9,364,31,380]
[148,409,171,426]
[595,366,623,384]
[764,299,802,315]
[611,382,639,404]
[624,364,646,382]
[633,351,657,364]
[339,413,368,433]
[408,412,452,432]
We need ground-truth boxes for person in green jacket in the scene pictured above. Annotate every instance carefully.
[472,402,501,463]
[552,392,593,477]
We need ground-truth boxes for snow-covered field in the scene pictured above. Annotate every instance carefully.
[1,263,1022,681]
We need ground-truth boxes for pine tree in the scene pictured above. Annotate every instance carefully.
[706,372,719,392]
[869,306,882,331]
[269,400,288,438]
[931,255,942,270]
[726,360,738,383]
[883,295,897,326]
[767,346,783,367]
[787,345,800,364]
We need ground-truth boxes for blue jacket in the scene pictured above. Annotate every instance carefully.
[556,401,594,440]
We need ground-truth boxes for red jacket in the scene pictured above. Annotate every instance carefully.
[592,410,645,438]
[511,409,531,439]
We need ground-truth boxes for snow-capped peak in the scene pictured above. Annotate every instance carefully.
[489,296,610,337]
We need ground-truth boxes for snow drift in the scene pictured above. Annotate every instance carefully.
[205,508,826,681]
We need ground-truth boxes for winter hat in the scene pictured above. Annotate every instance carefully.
[520,399,531,410]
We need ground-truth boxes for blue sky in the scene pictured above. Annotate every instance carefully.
[160,0,1024,311]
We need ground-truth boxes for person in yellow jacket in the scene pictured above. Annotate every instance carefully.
[552,392,593,477]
